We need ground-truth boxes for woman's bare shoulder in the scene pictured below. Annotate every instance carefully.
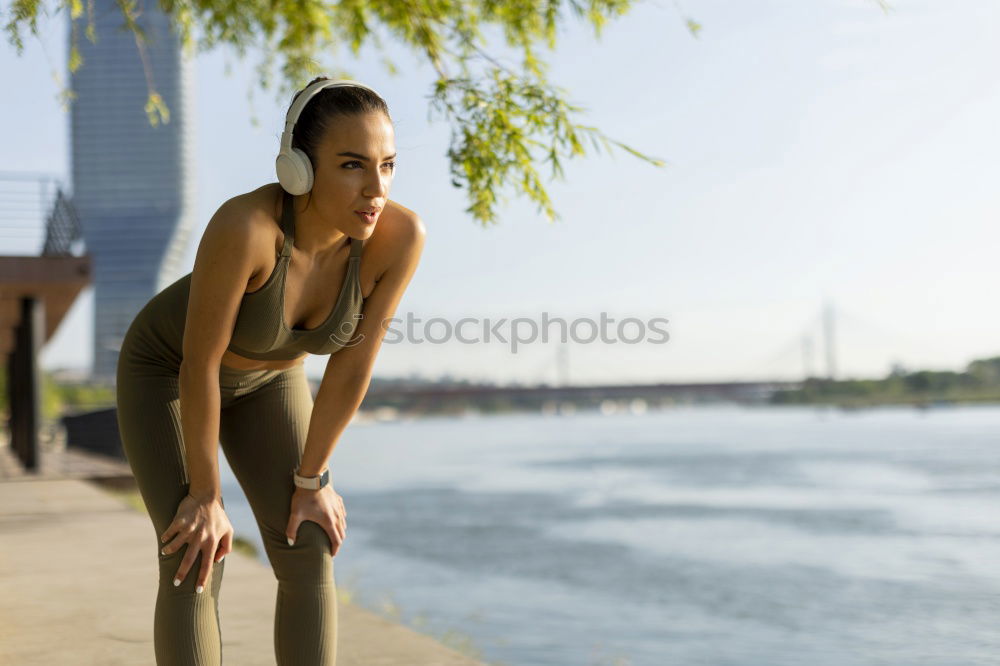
[226,183,285,228]
[208,184,285,256]
[367,199,425,279]
[383,198,419,221]
[375,199,425,245]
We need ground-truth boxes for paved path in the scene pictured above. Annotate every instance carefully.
[0,472,488,665]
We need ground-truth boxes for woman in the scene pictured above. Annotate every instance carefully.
[115,76,425,665]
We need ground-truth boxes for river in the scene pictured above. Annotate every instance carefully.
[219,404,1000,666]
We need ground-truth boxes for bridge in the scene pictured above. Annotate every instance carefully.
[360,379,803,415]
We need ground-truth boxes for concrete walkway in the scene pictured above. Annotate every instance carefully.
[0,474,488,665]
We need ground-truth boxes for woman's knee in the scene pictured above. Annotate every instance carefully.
[156,543,226,594]
[267,520,334,587]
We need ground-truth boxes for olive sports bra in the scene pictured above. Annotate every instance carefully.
[225,190,366,360]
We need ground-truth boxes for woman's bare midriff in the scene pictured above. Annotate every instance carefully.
[219,349,306,372]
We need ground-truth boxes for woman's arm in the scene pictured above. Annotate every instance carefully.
[297,210,426,477]
[179,198,266,499]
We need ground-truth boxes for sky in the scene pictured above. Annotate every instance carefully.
[3,0,999,385]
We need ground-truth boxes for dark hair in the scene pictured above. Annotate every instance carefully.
[288,76,392,207]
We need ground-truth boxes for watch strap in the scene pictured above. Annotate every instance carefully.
[293,467,329,490]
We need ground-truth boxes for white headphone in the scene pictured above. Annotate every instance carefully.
[275,78,386,195]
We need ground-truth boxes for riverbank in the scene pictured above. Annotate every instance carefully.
[770,392,1000,410]
[0,447,489,665]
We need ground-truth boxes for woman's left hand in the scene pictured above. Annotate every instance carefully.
[285,484,347,557]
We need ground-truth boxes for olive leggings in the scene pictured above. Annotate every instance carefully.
[115,350,338,665]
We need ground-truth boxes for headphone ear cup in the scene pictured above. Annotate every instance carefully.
[275,147,314,195]
[293,147,314,193]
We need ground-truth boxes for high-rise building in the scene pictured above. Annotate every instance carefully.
[69,0,196,381]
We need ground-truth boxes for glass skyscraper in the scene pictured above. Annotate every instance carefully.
[69,0,196,381]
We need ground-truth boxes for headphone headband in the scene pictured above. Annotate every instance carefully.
[279,78,385,152]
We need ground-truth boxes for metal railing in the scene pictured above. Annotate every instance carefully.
[0,172,85,257]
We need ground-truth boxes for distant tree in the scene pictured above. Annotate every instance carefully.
[967,356,1000,387]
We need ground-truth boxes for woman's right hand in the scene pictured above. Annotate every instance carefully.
[159,492,234,593]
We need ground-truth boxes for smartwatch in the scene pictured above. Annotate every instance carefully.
[293,466,330,490]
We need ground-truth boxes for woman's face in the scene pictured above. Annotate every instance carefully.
[308,112,396,237]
